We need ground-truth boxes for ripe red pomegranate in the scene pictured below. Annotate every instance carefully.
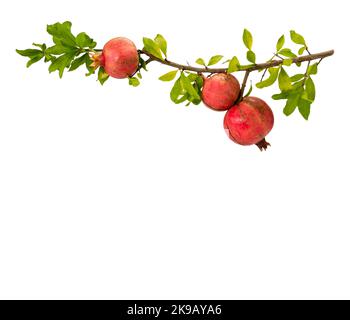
[223,97,274,150]
[98,37,139,79]
[201,73,240,111]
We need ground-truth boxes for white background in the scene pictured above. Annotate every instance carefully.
[0,0,349,299]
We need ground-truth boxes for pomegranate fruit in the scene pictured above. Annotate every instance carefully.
[201,73,240,111]
[223,96,274,150]
[99,37,139,79]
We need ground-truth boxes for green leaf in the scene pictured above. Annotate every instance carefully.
[276,35,285,51]
[305,77,316,102]
[298,99,311,120]
[128,77,140,87]
[278,48,297,58]
[246,50,256,63]
[256,67,279,88]
[298,46,306,55]
[283,94,299,116]
[69,53,88,71]
[46,44,77,55]
[98,67,109,85]
[47,21,76,47]
[76,32,96,48]
[227,56,240,73]
[170,76,187,104]
[48,52,75,78]
[16,49,42,57]
[290,74,305,82]
[278,67,292,91]
[142,37,163,60]
[290,30,306,46]
[26,53,44,67]
[283,59,293,66]
[32,43,46,51]
[208,55,223,66]
[85,54,95,76]
[244,82,253,97]
[180,73,201,102]
[196,58,206,66]
[139,57,148,71]
[154,34,167,57]
[307,63,318,75]
[243,29,253,50]
[159,70,178,81]
[272,92,289,100]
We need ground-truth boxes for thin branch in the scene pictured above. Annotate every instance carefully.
[137,49,334,74]
[237,71,251,102]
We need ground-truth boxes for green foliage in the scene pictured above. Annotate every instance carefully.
[208,55,223,66]
[128,77,140,87]
[17,21,98,79]
[278,67,292,91]
[276,35,285,51]
[256,67,280,88]
[143,37,163,60]
[307,63,318,75]
[154,34,167,57]
[246,50,256,64]
[170,72,202,105]
[278,48,297,58]
[243,29,253,50]
[159,70,178,81]
[290,30,306,46]
[98,67,109,85]
[227,56,240,73]
[244,82,253,97]
[196,58,206,66]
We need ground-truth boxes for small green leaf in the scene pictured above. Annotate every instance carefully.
[128,77,140,87]
[47,21,76,47]
[298,99,311,120]
[256,67,279,88]
[26,53,44,67]
[196,58,206,66]
[283,59,293,66]
[208,55,223,66]
[278,48,297,58]
[278,67,292,91]
[246,50,256,63]
[244,82,253,97]
[85,54,95,76]
[307,63,318,75]
[283,94,299,116]
[48,52,75,78]
[16,49,42,57]
[159,70,178,81]
[298,46,306,55]
[180,73,201,102]
[227,56,240,73]
[170,76,187,104]
[69,54,88,71]
[276,35,285,51]
[98,67,109,85]
[154,34,167,57]
[243,29,253,50]
[290,30,306,46]
[143,37,163,60]
[290,74,305,82]
[137,72,142,79]
[46,45,76,55]
[76,32,96,48]
[305,77,316,102]
[32,43,46,51]
[272,92,289,100]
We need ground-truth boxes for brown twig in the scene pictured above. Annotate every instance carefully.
[137,49,334,74]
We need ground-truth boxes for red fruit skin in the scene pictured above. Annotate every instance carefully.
[223,97,274,145]
[101,37,139,79]
[201,73,240,111]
